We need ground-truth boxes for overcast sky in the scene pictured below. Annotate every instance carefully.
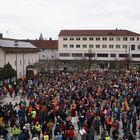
[0,0,140,39]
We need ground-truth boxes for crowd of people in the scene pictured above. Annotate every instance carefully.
[0,69,140,140]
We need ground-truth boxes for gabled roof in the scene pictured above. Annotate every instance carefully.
[26,40,58,49]
[59,29,140,36]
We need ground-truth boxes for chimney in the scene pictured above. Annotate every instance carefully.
[0,33,3,38]
[49,38,52,40]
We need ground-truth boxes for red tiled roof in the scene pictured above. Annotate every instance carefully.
[59,29,140,36]
[27,40,58,49]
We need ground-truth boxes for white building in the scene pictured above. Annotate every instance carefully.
[0,37,40,78]
[58,29,140,69]
[28,39,58,60]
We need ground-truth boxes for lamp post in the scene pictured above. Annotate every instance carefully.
[14,40,18,79]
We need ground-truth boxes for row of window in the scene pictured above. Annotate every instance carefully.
[63,37,140,41]
[59,53,140,58]
[63,44,138,50]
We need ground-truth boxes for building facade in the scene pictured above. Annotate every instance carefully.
[0,38,40,78]
[58,29,140,69]
[29,39,58,60]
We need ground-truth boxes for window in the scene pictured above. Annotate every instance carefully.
[123,37,127,41]
[137,45,140,49]
[97,53,108,57]
[116,37,121,41]
[70,37,74,41]
[42,55,45,58]
[89,37,94,41]
[132,54,140,58]
[84,53,95,57]
[131,45,135,50]
[123,45,127,49]
[137,37,140,41]
[82,45,87,48]
[102,37,107,41]
[109,45,113,48]
[63,44,67,48]
[109,37,114,41]
[76,37,80,40]
[119,54,128,57]
[110,54,116,57]
[76,44,80,48]
[59,53,70,57]
[70,44,74,48]
[28,59,30,65]
[63,37,67,41]
[96,37,100,41]
[130,37,134,41]
[96,45,100,48]
[72,53,83,57]
[89,44,94,48]
[83,37,87,41]
[15,60,17,66]
[102,45,107,48]
[116,45,120,48]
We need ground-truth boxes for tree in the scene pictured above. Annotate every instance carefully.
[3,63,16,80]
[0,68,4,81]
[26,70,34,80]
[85,49,95,72]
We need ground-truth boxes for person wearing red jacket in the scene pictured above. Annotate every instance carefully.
[67,126,75,140]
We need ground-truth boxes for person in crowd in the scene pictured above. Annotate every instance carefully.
[34,121,42,139]
[12,124,21,140]
[42,131,49,140]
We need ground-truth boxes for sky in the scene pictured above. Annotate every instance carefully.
[0,0,140,39]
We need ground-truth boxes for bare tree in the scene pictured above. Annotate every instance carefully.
[84,49,95,72]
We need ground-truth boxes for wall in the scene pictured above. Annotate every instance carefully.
[6,52,39,78]
[39,49,58,60]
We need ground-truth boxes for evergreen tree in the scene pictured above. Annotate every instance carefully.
[3,63,16,80]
